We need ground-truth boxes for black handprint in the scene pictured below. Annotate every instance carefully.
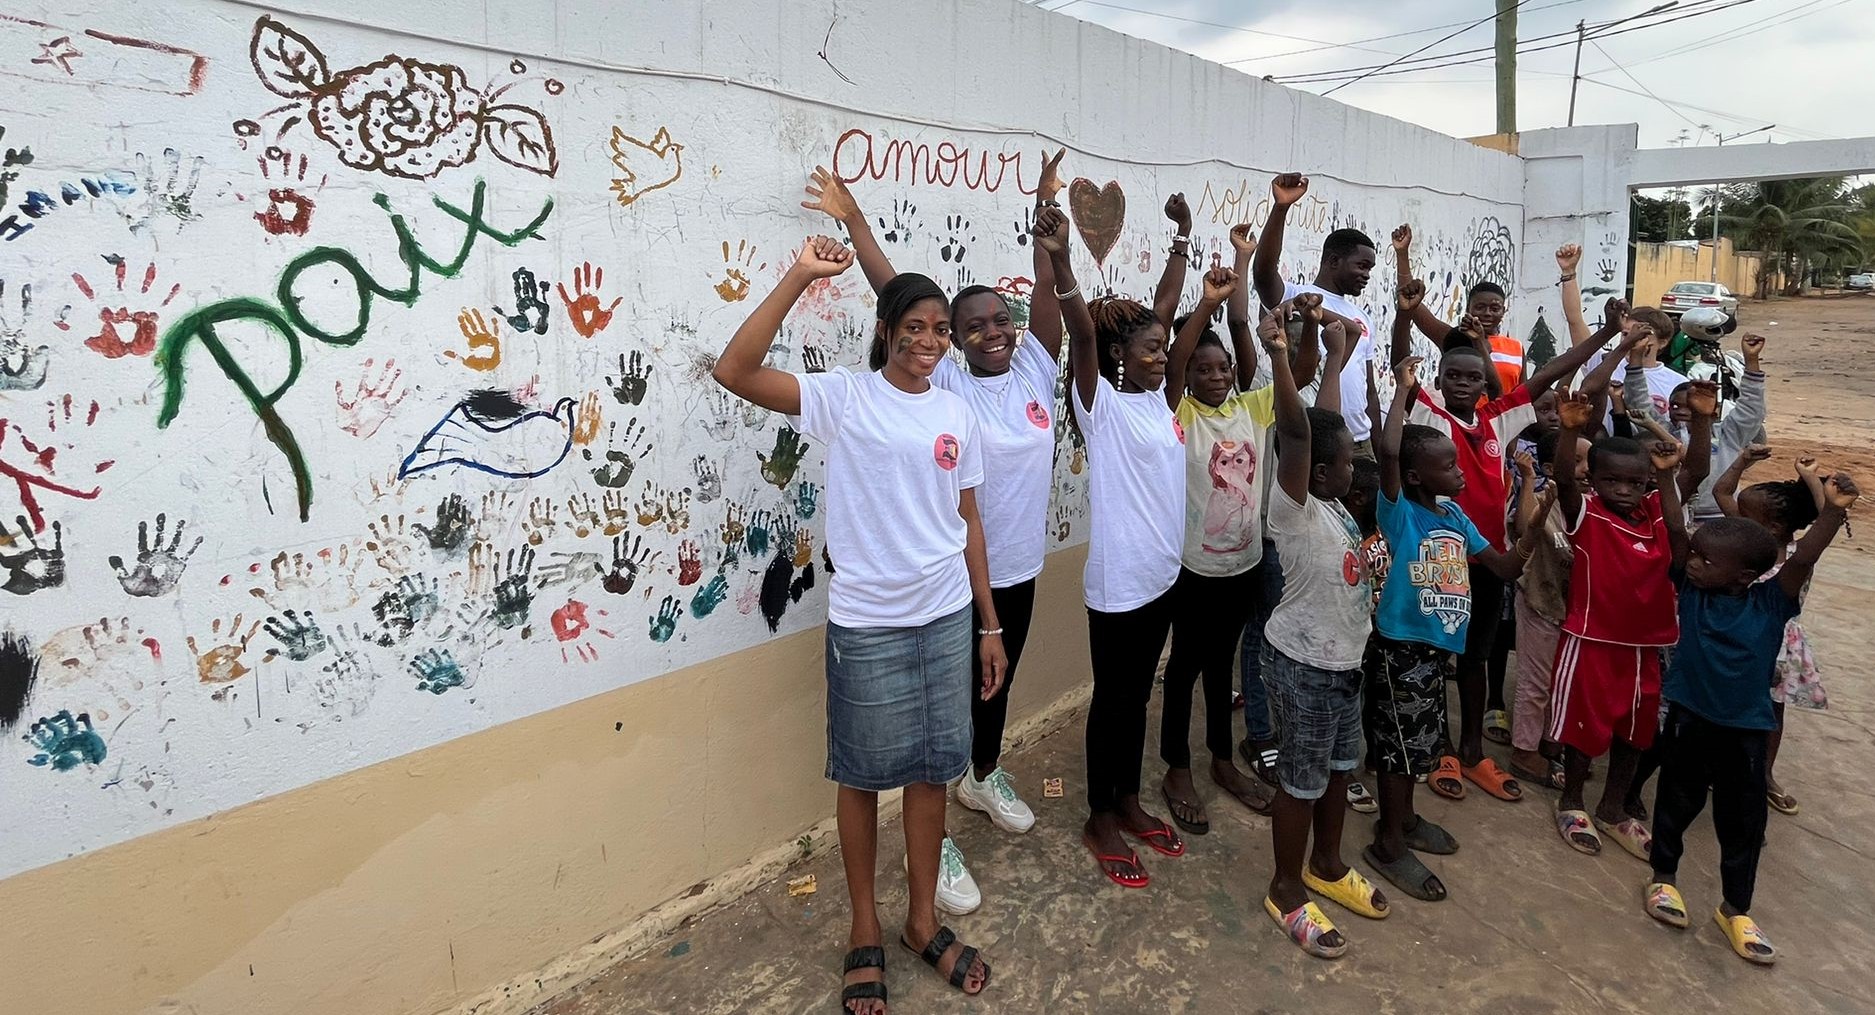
[497,266,552,335]
[262,609,329,661]
[692,455,723,503]
[584,418,653,489]
[802,344,828,374]
[596,533,656,595]
[492,546,537,629]
[1014,208,1033,248]
[940,214,974,263]
[608,350,653,406]
[413,494,474,554]
[0,516,64,596]
[0,278,52,392]
[1596,258,1618,283]
[878,198,919,246]
[108,512,201,597]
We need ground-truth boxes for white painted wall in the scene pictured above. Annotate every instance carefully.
[0,0,1530,879]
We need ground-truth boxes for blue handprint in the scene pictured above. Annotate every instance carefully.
[25,710,106,770]
[745,509,772,558]
[649,595,683,643]
[794,482,819,520]
[410,648,468,695]
[691,572,729,618]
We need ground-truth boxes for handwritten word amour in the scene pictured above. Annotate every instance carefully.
[833,128,1037,194]
[155,180,552,521]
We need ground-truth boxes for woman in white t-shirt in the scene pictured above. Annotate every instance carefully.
[712,237,1003,1010]
[802,156,1067,911]
[1036,203,1188,889]
[1156,259,1279,835]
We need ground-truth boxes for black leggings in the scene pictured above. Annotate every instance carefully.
[969,579,1036,772]
[1650,704,1769,913]
[1085,589,1175,814]
[1160,566,1255,768]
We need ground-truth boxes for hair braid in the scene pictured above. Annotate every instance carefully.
[1087,296,1157,385]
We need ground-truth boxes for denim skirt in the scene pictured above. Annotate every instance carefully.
[824,605,972,791]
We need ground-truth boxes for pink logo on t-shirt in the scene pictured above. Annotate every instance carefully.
[933,433,961,471]
[1025,400,1050,428]
[1172,419,1186,444]
[1484,437,1501,458]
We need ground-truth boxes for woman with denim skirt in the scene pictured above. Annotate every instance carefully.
[713,237,1005,1014]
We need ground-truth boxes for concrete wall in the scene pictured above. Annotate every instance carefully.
[0,2,1525,1013]
[1632,238,1779,305]
[1514,125,1636,362]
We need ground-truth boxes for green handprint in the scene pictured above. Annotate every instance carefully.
[758,426,810,489]
[691,572,729,618]
[649,595,683,643]
[745,508,772,558]
[793,481,819,520]
[410,648,468,694]
[25,710,106,770]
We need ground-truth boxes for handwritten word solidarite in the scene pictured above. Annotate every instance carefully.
[833,128,1039,195]
[155,180,552,521]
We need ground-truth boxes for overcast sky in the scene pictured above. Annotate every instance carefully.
[1038,0,1869,155]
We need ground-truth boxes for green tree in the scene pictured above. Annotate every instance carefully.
[1699,176,1865,297]
[1527,309,1557,367]
[1631,193,1693,242]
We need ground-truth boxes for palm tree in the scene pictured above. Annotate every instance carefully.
[1699,176,1865,297]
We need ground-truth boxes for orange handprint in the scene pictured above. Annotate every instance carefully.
[444,308,501,371]
[67,259,180,359]
[556,261,623,338]
[714,240,765,303]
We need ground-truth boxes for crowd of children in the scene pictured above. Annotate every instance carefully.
[718,163,1857,1012]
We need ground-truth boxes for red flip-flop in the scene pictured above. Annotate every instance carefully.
[1083,835,1149,888]
[1126,819,1187,857]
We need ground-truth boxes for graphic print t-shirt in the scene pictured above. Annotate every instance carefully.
[788,368,983,629]
[1375,489,1489,652]
[1265,488,1373,671]
[1176,387,1275,577]
[931,334,1059,588]
[1283,282,1376,441]
[1406,385,1537,551]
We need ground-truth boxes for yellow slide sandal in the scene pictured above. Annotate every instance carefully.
[1265,897,1348,960]
[1713,909,1776,965]
[1643,882,1689,929]
[1303,866,1390,920]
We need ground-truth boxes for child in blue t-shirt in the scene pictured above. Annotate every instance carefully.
[1364,355,1539,905]
[1644,472,1857,967]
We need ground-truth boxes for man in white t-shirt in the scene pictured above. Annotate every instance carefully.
[1252,172,1380,456]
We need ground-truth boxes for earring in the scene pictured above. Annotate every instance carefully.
[1115,361,1126,388]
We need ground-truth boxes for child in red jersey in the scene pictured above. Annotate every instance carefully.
[1546,390,1684,861]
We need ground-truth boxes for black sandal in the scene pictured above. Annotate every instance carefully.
[839,946,886,1013]
[1240,738,1280,788]
[899,925,990,995]
[1161,783,1210,835]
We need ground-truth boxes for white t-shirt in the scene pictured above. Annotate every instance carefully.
[1582,349,1687,431]
[1264,487,1372,671]
[1284,282,1377,441]
[1070,377,1183,612]
[931,334,1058,588]
[1175,388,1275,576]
[788,368,983,628]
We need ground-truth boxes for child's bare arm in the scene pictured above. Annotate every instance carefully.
[1554,390,1594,524]
[1796,455,1826,510]
[1652,438,1690,569]
[1679,380,1719,502]
[1714,443,1772,518]
[1227,223,1258,390]
[1252,174,1306,311]
[1266,309,1313,506]
[1315,320,1348,414]
[1391,278,1426,375]
[1378,357,1420,500]
[1512,450,1543,538]
[1782,473,1858,599]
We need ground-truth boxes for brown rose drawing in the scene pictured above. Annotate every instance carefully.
[247,16,557,180]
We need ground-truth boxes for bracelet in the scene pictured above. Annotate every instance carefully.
[1167,248,1187,258]
[1037,199,1061,209]
[978,627,1003,637]
[1171,233,1190,244]
[1559,273,1576,283]
[1517,545,1535,561]
[1053,284,1081,301]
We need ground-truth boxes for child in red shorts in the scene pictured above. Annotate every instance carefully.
[1546,390,1684,860]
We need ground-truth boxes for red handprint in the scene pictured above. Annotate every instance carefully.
[334,358,409,439]
[555,261,623,339]
[676,539,702,586]
[66,259,180,359]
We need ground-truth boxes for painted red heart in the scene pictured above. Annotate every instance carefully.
[1067,177,1126,266]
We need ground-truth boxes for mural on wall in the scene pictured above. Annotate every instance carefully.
[0,7,1528,881]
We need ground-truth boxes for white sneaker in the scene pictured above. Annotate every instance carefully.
[934,835,981,915]
[957,766,1037,834]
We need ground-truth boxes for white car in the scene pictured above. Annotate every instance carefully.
[1848,273,1874,290]
[1658,280,1739,316]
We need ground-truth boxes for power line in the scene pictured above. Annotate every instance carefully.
[1318,0,1548,97]
[1055,0,1412,57]
[1221,0,1593,65]
[1589,40,1705,131]
[1273,0,1761,83]
[1577,78,1836,140]
[1603,0,1855,67]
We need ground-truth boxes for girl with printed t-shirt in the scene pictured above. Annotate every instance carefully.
[712,238,1001,1012]
[1037,199,1189,889]
[1156,257,1289,835]
[803,155,1068,914]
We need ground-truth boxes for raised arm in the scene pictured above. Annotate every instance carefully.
[1796,455,1827,511]
[1715,332,1768,449]
[1679,379,1719,502]
[1033,206,1097,412]
[1391,225,1448,341]
[1556,244,1593,347]
[1026,148,1068,361]
[711,237,853,414]
[1577,324,1647,398]
[1391,278,1426,374]
[1553,390,1595,523]
[1713,443,1771,518]
[1227,223,1258,389]
[1263,309,1311,504]
[1165,267,1236,411]
[1513,449,1545,537]
[1781,472,1857,598]
[1154,193,1193,331]
[1252,173,1308,310]
[1314,320,1347,414]
[1526,303,1643,395]
[1291,295,1323,390]
[1378,356,1421,499]
[802,167,896,295]
[1651,437,1690,569]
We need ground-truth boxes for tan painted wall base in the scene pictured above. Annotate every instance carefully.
[0,547,1093,1015]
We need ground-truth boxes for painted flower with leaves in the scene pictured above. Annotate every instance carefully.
[248,16,558,181]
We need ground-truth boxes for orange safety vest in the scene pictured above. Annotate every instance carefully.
[1488,334,1525,390]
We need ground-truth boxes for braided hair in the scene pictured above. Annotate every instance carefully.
[1088,296,1158,385]
[1741,479,1819,541]
[869,273,949,370]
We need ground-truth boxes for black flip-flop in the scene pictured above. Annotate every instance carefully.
[1509,759,1566,791]
[1161,785,1210,836]
[1362,844,1448,902]
[899,926,989,996]
[839,946,887,1013]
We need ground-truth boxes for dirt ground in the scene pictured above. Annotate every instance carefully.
[526,293,1875,1015]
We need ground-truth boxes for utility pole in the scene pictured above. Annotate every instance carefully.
[1709,124,1776,282]
[1566,20,1586,126]
[1495,0,1517,135]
